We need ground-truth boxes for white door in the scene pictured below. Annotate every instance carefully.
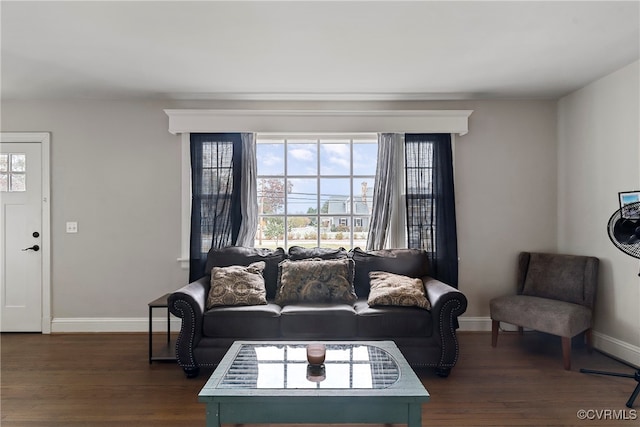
[1,142,43,331]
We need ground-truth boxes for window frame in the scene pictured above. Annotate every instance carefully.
[255,133,378,250]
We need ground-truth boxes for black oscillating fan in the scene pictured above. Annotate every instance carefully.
[580,200,640,408]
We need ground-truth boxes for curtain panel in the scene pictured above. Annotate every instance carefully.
[366,133,401,250]
[189,133,242,281]
[236,133,258,247]
[405,134,459,287]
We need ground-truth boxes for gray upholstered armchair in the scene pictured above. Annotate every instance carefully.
[490,251,599,370]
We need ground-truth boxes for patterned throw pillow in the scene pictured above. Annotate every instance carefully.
[206,262,267,308]
[367,271,431,310]
[275,258,357,305]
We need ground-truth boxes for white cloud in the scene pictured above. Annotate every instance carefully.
[289,148,315,161]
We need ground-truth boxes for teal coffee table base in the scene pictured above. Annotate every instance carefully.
[198,340,430,427]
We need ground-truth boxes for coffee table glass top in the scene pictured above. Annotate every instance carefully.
[219,343,399,389]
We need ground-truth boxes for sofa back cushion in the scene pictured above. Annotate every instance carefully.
[351,248,430,298]
[205,246,286,299]
[288,246,348,260]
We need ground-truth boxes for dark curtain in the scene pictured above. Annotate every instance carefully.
[405,134,458,287]
[189,133,242,281]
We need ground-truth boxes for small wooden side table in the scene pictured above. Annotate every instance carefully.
[148,293,176,363]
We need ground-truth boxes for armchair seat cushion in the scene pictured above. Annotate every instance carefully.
[490,295,592,338]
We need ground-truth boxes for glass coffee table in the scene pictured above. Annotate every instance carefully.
[198,340,430,427]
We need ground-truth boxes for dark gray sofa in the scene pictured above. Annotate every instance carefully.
[168,246,467,378]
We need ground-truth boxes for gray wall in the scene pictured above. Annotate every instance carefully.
[1,98,557,329]
[558,60,640,364]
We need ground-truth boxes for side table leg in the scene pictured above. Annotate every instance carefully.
[148,306,153,364]
[166,304,171,344]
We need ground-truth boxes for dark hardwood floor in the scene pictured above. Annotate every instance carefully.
[1,331,638,426]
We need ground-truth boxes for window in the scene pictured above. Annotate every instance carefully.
[255,134,377,249]
[0,153,26,192]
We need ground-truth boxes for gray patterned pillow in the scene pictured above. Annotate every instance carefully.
[206,261,267,308]
[275,258,357,305]
[367,271,431,310]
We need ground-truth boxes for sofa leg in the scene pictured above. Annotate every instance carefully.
[184,367,200,378]
[562,337,571,370]
[435,367,451,378]
[491,320,499,347]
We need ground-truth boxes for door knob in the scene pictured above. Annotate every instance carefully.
[22,245,40,252]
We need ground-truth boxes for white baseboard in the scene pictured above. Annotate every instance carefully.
[51,317,182,333]
[49,316,640,367]
[458,316,492,331]
[593,330,640,368]
[458,316,640,367]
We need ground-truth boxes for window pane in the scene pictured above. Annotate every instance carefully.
[287,216,317,247]
[10,174,25,192]
[255,136,378,251]
[257,216,285,248]
[0,173,7,191]
[353,142,377,175]
[0,154,8,172]
[353,179,374,215]
[321,178,350,216]
[258,178,287,215]
[320,142,350,175]
[11,154,26,172]
[287,178,316,215]
[353,216,370,248]
[257,142,284,175]
[287,142,317,176]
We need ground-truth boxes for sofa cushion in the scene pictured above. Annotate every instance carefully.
[203,303,281,338]
[288,246,348,260]
[367,271,431,310]
[280,304,357,338]
[351,248,430,298]
[275,258,357,305]
[206,262,267,309]
[205,246,286,299]
[355,300,432,338]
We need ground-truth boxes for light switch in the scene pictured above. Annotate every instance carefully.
[66,221,78,233]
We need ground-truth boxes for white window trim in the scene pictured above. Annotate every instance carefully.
[171,109,472,268]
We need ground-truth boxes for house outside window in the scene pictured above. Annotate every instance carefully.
[255,134,377,249]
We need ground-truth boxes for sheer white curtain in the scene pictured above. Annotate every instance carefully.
[236,133,258,247]
[366,133,402,250]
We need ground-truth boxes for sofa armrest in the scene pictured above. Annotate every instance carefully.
[168,276,210,373]
[423,276,468,368]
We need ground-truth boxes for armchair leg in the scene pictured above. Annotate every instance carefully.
[491,320,499,347]
[562,336,571,370]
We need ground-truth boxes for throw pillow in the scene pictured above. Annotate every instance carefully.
[207,261,268,308]
[367,271,431,310]
[275,258,357,305]
[350,247,429,298]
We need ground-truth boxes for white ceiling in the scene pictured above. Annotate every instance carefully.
[2,1,639,101]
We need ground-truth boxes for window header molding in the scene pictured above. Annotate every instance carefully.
[164,109,473,136]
